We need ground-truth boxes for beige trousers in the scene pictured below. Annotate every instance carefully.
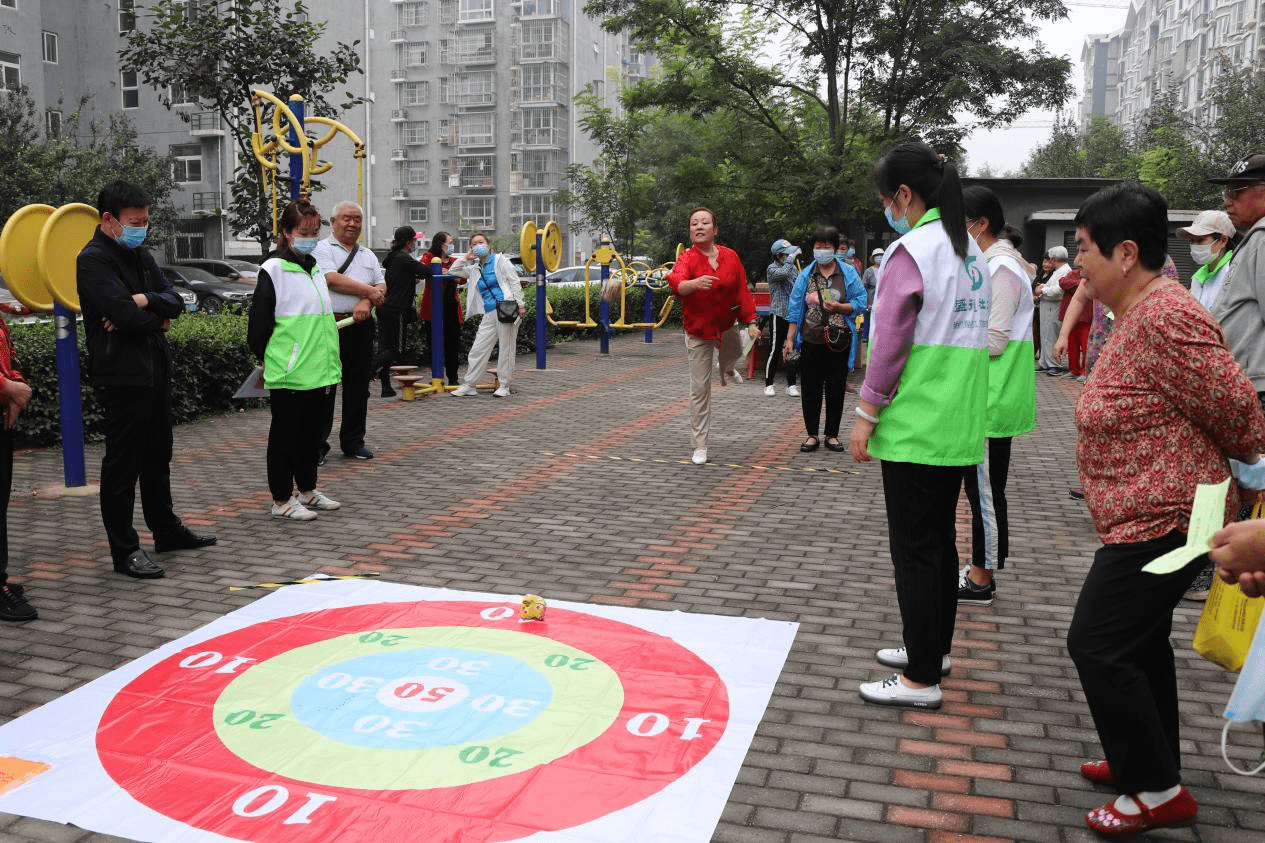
[685,327,744,450]
[462,314,519,388]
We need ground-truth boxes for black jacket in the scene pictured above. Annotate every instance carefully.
[381,249,430,314]
[76,228,185,387]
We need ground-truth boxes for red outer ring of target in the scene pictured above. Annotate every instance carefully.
[95,601,730,843]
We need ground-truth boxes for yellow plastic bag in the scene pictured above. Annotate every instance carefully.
[1194,576,1265,671]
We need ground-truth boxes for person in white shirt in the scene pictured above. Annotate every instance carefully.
[1178,210,1235,310]
[312,201,386,461]
[1034,246,1069,373]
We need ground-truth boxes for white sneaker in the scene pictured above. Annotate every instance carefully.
[787,385,800,396]
[730,370,743,384]
[875,646,951,676]
[300,490,341,511]
[691,449,707,465]
[493,385,511,397]
[271,496,317,521]
[859,673,942,709]
[763,385,776,396]
[450,384,477,396]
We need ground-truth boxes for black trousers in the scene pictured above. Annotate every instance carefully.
[321,317,375,456]
[0,428,12,583]
[1067,531,1202,794]
[881,459,964,685]
[961,437,1012,571]
[372,309,412,383]
[98,382,182,563]
[423,297,462,385]
[763,314,796,387]
[798,342,847,438]
[268,387,328,502]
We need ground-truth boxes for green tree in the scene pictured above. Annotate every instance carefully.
[1209,67,1265,172]
[119,0,363,257]
[1129,91,1215,208]
[0,86,177,247]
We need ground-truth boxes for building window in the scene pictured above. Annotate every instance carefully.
[42,32,57,63]
[119,0,135,32]
[460,155,495,187]
[458,0,493,22]
[439,0,457,24]
[458,31,494,63]
[0,0,15,8]
[404,41,428,67]
[406,161,430,184]
[517,0,557,17]
[403,120,429,145]
[45,109,61,138]
[519,108,555,145]
[439,197,453,221]
[512,194,553,229]
[0,51,18,90]
[457,197,493,229]
[401,1,429,26]
[401,81,430,106]
[171,144,203,183]
[514,149,559,189]
[169,82,196,106]
[519,63,557,103]
[175,219,205,260]
[121,70,139,108]
[459,111,494,146]
[409,201,429,225]
[439,77,455,105]
[439,119,455,143]
[458,71,495,106]
[518,20,557,60]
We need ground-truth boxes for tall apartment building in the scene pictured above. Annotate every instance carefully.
[1079,0,1261,130]
[0,0,649,261]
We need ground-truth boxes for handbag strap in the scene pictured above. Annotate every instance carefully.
[336,243,358,275]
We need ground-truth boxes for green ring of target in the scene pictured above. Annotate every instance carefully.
[213,626,623,790]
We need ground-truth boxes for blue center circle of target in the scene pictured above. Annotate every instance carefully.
[291,647,554,750]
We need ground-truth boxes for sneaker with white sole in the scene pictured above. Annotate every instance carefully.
[300,490,341,511]
[691,449,707,465]
[787,385,800,396]
[957,563,996,605]
[493,385,511,397]
[729,370,743,384]
[271,496,318,521]
[450,384,477,396]
[859,673,942,709]
[875,646,951,676]
[764,385,776,396]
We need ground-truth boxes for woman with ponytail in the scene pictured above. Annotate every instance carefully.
[850,141,991,710]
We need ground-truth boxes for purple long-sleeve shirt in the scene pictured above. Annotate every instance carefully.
[859,245,921,408]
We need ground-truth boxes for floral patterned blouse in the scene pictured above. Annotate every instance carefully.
[1075,282,1265,544]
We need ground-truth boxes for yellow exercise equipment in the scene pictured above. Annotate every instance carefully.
[0,204,56,311]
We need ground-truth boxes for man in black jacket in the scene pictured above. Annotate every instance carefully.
[76,180,216,579]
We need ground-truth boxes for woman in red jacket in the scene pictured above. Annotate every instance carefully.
[417,231,462,386]
[665,206,759,465]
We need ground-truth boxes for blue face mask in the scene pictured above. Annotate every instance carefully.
[472,243,490,259]
[844,247,856,258]
[812,249,836,265]
[885,204,912,236]
[1222,620,1265,774]
[292,237,319,255]
[118,224,148,249]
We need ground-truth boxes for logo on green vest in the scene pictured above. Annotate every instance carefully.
[965,256,984,291]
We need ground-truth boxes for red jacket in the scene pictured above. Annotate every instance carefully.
[667,245,756,341]
[417,251,462,323]
[1058,268,1091,325]
[0,319,24,395]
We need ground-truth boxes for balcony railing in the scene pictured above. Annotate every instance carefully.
[191,191,222,213]
[391,109,408,122]
[390,67,408,81]
[390,30,407,42]
[391,148,408,161]
[188,111,224,135]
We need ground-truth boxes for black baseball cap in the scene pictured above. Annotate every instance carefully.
[1209,154,1265,184]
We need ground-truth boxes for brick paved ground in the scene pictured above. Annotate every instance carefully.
[0,330,1262,842]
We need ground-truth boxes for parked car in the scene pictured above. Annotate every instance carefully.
[159,265,253,314]
[173,286,198,312]
[175,258,261,287]
[544,265,602,287]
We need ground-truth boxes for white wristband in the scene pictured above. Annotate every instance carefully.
[855,406,879,424]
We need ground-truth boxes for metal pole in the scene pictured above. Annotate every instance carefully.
[429,258,445,384]
[599,259,611,355]
[287,97,304,200]
[643,278,654,343]
[534,232,546,369]
[53,302,86,487]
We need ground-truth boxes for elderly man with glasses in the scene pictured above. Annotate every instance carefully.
[1210,154,1265,406]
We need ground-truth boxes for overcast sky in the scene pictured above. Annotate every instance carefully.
[960,2,1131,175]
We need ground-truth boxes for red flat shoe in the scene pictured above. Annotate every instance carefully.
[1085,787,1197,837]
[1080,759,1113,785]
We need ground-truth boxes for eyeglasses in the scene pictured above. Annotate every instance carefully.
[1223,184,1263,200]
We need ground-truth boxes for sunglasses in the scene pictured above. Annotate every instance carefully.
[1223,184,1264,200]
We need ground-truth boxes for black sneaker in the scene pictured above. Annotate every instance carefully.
[0,583,37,622]
[957,567,995,605]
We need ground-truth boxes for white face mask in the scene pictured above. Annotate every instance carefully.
[1190,242,1218,266]
[1222,620,1265,774]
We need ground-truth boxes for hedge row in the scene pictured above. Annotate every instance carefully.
[9,284,682,447]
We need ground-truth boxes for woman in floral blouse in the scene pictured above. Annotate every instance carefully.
[1066,183,1265,837]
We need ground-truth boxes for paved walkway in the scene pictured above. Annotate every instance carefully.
[0,331,1261,843]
